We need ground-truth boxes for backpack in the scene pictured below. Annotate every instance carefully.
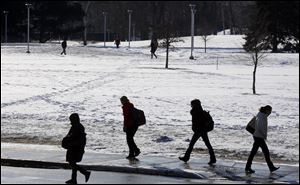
[132,107,146,127]
[203,110,214,132]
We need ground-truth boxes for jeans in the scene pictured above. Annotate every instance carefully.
[184,132,216,161]
[126,127,140,156]
[246,136,275,170]
[69,162,88,180]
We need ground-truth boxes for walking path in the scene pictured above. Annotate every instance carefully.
[1,143,299,184]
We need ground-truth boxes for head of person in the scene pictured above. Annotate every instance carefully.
[259,105,272,116]
[191,99,201,109]
[69,113,80,125]
[120,96,129,105]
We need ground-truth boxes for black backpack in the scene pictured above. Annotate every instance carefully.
[132,107,146,127]
[203,110,214,132]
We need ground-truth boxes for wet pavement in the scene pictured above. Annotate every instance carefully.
[1,143,299,184]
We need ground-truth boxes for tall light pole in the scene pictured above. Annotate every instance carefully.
[189,4,196,60]
[25,3,31,53]
[127,10,132,48]
[103,12,107,47]
[132,23,135,41]
[3,11,9,43]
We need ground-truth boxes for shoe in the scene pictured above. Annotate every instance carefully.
[135,150,141,157]
[208,159,216,165]
[85,171,91,182]
[245,168,255,174]
[126,155,135,159]
[179,156,189,163]
[270,166,280,173]
[65,179,77,184]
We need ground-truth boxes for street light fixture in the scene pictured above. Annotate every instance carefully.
[3,11,9,43]
[25,3,32,53]
[189,4,196,60]
[103,12,107,47]
[127,10,132,48]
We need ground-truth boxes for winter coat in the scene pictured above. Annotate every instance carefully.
[253,112,268,140]
[150,41,158,53]
[190,107,206,133]
[64,123,86,163]
[62,40,67,49]
[122,102,136,132]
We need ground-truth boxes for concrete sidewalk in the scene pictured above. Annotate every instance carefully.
[1,143,299,184]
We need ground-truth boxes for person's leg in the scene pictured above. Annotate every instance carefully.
[180,132,201,162]
[259,139,279,171]
[67,162,78,184]
[201,132,216,164]
[126,129,136,157]
[154,52,157,58]
[245,137,260,172]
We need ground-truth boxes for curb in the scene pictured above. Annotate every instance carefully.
[1,158,205,179]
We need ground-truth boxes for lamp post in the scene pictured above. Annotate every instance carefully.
[3,11,9,43]
[132,23,135,41]
[107,29,110,42]
[103,12,107,47]
[189,4,196,60]
[127,10,132,48]
[25,3,31,53]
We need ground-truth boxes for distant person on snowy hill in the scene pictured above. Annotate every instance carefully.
[61,39,67,55]
[150,38,158,59]
[245,105,280,174]
[114,36,120,48]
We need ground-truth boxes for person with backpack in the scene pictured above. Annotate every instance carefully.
[179,99,216,164]
[120,96,141,159]
[61,39,67,55]
[62,113,91,184]
[245,105,280,174]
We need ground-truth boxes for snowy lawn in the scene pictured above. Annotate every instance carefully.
[1,35,299,163]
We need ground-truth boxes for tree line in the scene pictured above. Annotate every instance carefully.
[1,1,299,53]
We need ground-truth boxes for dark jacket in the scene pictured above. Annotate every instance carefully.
[65,123,86,162]
[190,106,206,133]
[62,40,67,49]
[122,102,136,131]
[150,41,158,53]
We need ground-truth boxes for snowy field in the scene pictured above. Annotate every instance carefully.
[1,35,299,164]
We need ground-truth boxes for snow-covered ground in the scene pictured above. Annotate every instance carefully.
[1,35,299,163]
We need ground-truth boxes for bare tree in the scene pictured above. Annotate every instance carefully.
[244,37,267,94]
[201,35,211,53]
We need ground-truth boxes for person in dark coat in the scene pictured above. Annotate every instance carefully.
[63,113,91,184]
[150,38,158,59]
[245,105,280,174]
[179,99,216,164]
[114,36,120,48]
[120,96,141,159]
[61,39,67,55]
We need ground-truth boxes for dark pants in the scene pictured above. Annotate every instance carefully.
[246,136,275,170]
[61,48,66,55]
[126,127,140,156]
[184,132,216,161]
[69,162,88,181]
[151,52,157,59]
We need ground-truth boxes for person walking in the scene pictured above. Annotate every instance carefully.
[61,39,67,55]
[120,96,141,159]
[179,99,216,165]
[114,36,121,48]
[245,105,280,174]
[150,38,158,59]
[62,113,91,184]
